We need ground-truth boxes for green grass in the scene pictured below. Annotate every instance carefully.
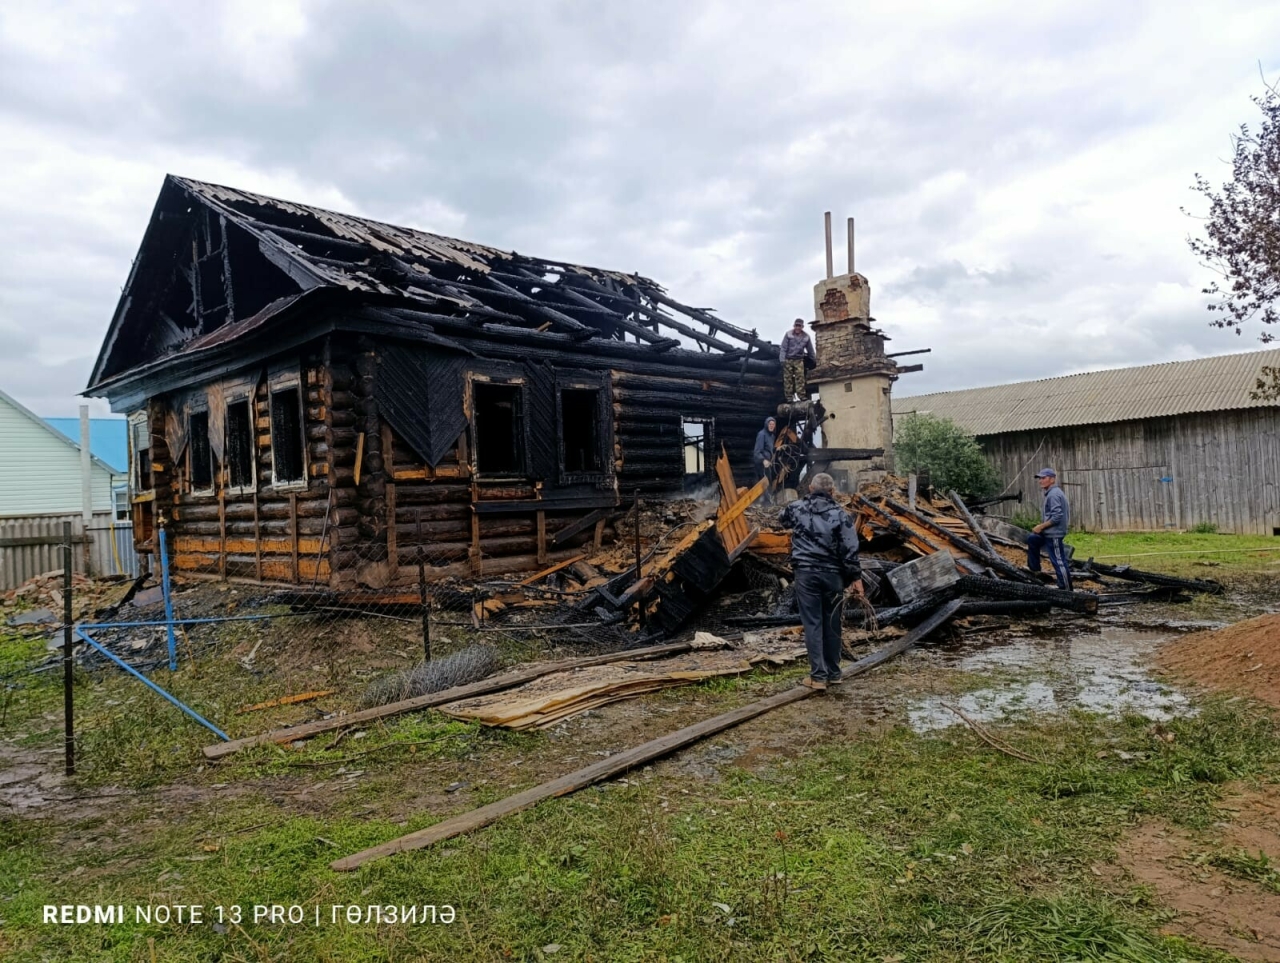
[1067,530,1280,579]
[3,695,1277,961]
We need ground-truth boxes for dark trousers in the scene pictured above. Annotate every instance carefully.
[1027,533,1072,591]
[754,458,773,494]
[794,568,845,682]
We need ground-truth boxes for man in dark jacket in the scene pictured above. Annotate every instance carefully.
[779,472,863,691]
[752,416,777,489]
[778,318,816,401]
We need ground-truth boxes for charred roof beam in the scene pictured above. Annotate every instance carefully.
[504,268,679,350]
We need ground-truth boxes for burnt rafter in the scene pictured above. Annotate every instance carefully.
[88,176,784,394]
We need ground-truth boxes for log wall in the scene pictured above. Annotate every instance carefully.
[140,330,782,586]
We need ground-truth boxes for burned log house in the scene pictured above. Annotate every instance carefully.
[86,177,783,589]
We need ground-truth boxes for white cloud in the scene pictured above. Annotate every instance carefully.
[0,0,1278,416]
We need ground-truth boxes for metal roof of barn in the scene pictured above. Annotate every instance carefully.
[892,348,1280,436]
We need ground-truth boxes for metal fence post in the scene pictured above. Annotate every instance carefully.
[417,547,431,663]
[62,521,75,776]
[158,516,177,671]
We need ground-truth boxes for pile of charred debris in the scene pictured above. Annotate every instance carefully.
[279,451,1222,645]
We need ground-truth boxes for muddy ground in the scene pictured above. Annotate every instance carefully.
[2,572,1279,960]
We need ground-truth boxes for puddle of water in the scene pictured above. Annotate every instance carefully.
[909,626,1192,732]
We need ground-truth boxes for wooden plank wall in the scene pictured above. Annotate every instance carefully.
[0,513,139,591]
[979,408,1280,535]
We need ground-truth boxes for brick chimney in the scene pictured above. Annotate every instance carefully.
[808,215,899,481]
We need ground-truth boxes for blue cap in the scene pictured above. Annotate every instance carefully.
[1034,468,1057,478]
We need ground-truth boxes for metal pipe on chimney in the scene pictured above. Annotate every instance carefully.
[847,217,855,274]
[824,212,833,279]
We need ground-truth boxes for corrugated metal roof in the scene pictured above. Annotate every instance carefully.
[892,349,1280,435]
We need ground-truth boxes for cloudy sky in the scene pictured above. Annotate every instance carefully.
[1,0,1278,417]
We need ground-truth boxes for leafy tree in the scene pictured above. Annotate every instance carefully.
[1186,75,1280,399]
[894,412,1000,496]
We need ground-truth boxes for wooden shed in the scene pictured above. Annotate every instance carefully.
[893,349,1280,535]
[86,176,783,587]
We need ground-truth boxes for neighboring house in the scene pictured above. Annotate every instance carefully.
[46,417,130,519]
[0,389,123,518]
[892,349,1280,535]
[0,391,134,589]
[86,175,782,587]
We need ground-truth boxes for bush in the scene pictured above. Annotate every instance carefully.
[894,412,1000,496]
[1009,509,1041,532]
[1190,521,1218,534]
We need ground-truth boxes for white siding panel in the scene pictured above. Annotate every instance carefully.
[0,396,119,516]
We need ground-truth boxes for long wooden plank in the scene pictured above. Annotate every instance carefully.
[202,640,696,759]
[331,685,815,871]
[517,553,588,586]
[715,477,768,534]
[948,491,997,558]
[329,598,964,871]
[550,506,612,546]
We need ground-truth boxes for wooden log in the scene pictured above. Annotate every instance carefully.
[203,640,701,759]
[328,602,962,871]
[949,490,998,558]
[881,496,1035,584]
[550,506,613,546]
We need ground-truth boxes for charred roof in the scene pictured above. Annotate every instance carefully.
[88,175,778,407]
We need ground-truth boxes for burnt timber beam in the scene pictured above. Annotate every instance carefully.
[549,507,617,546]
[507,268,679,350]
[478,274,595,340]
[643,289,772,353]
[250,221,370,255]
[376,306,779,374]
[548,271,750,356]
[880,496,1036,584]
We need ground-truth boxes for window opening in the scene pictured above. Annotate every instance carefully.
[189,410,213,491]
[682,417,713,476]
[131,415,152,492]
[560,388,601,473]
[225,399,255,490]
[474,382,525,476]
[270,385,306,485]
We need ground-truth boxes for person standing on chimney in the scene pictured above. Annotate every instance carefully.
[778,318,816,402]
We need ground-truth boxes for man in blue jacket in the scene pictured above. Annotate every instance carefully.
[752,416,777,489]
[1027,468,1072,590]
[779,473,863,691]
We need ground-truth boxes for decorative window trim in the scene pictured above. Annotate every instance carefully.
[188,404,215,496]
[468,373,530,480]
[267,377,309,491]
[223,396,257,496]
[555,378,611,486]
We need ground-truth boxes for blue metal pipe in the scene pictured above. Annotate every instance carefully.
[158,527,177,671]
[80,613,300,630]
[75,628,229,741]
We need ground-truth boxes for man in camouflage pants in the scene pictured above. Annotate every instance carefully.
[778,317,815,401]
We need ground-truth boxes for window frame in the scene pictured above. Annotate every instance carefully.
[555,380,609,484]
[680,415,715,479]
[223,393,257,496]
[267,378,308,491]
[469,374,530,480]
[128,410,153,497]
[187,405,215,495]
